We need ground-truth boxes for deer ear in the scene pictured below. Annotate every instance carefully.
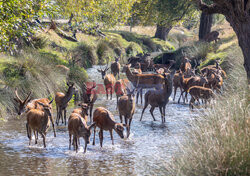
[49,98,54,104]
[97,69,102,72]
[37,102,45,107]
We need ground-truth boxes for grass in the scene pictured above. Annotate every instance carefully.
[165,47,250,176]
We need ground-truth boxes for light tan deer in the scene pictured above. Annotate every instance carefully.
[14,89,56,137]
[82,81,97,121]
[140,70,175,123]
[92,107,125,147]
[118,84,137,138]
[111,57,121,79]
[68,106,95,153]
[26,99,54,148]
[97,64,116,100]
[55,83,77,125]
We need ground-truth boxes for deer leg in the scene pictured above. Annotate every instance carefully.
[184,91,188,104]
[159,107,164,123]
[189,96,195,109]
[84,138,87,153]
[173,86,177,101]
[109,129,114,145]
[106,88,108,100]
[90,105,93,122]
[56,106,59,125]
[119,114,123,123]
[69,133,72,150]
[92,126,96,145]
[110,87,112,100]
[178,91,184,104]
[64,109,67,125]
[140,101,149,121]
[40,132,46,148]
[163,106,166,123]
[136,91,139,104]
[99,129,103,147]
[127,118,132,138]
[150,107,156,121]
[49,115,56,137]
[74,136,78,152]
[34,130,38,144]
[140,89,143,104]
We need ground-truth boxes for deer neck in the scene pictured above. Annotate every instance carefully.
[125,67,136,82]
[62,88,74,104]
[163,79,173,99]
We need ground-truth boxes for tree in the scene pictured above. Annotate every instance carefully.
[0,0,57,53]
[197,0,250,83]
[56,0,138,29]
[199,12,213,40]
[131,0,197,40]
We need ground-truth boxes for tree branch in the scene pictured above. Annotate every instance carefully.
[170,4,192,22]
[197,0,225,14]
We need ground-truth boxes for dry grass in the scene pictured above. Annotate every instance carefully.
[165,47,250,176]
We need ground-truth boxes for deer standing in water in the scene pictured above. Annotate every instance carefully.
[14,89,56,137]
[97,64,116,100]
[111,57,121,79]
[55,83,77,125]
[140,70,176,123]
[82,81,97,122]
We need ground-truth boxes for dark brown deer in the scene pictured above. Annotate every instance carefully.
[204,31,220,43]
[55,83,77,125]
[140,70,176,123]
[82,81,97,122]
[111,57,121,79]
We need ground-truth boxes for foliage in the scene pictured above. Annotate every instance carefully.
[56,0,139,29]
[131,0,198,28]
[0,0,58,53]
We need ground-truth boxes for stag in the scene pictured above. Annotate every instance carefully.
[111,57,121,79]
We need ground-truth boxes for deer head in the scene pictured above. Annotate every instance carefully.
[78,103,89,115]
[37,98,54,117]
[14,89,32,115]
[83,81,96,102]
[97,63,109,79]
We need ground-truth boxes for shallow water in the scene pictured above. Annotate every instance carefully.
[0,66,199,175]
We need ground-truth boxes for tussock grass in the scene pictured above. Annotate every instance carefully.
[165,47,250,176]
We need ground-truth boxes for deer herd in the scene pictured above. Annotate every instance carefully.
[13,53,226,153]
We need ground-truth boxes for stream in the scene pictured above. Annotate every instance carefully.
[0,66,198,176]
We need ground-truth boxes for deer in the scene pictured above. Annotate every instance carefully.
[114,79,129,106]
[55,83,77,125]
[180,56,192,74]
[132,62,142,74]
[82,81,97,121]
[122,64,165,104]
[72,103,89,122]
[97,64,116,100]
[204,31,220,43]
[188,86,215,109]
[111,57,121,79]
[68,106,95,153]
[140,70,176,123]
[26,99,54,148]
[92,107,125,147]
[117,83,137,138]
[178,73,208,104]
[14,89,56,137]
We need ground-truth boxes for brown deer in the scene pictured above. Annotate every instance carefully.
[117,84,137,138]
[26,99,54,148]
[204,31,220,43]
[132,62,142,74]
[140,70,176,123]
[97,64,116,100]
[55,83,77,125]
[122,64,165,104]
[72,103,89,122]
[180,56,192,74]
[178,73,208,104]
[68,108,95,153]
[14,89,56,137]
[114,79,129,106]
[82,81,97,121]
[188,86,215,109]
[111,57,121,79]
[92,107,125,147]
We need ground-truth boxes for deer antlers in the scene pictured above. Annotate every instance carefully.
[14,88,31,104]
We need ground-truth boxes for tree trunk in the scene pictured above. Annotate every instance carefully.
[154,25,172,41]
[232,22,250,84]
[199,12,213,40]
